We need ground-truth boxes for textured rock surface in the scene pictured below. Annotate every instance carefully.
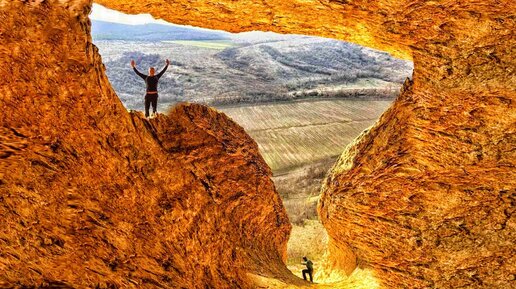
[94,0,516,287]
[0,1,290,288]
[320,79,516,288]
[93,0,516,287]
[1,0,515,288]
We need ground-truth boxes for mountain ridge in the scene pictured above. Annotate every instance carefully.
[91,19,230,41]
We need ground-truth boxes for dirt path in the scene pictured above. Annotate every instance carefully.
[249,268,380,289]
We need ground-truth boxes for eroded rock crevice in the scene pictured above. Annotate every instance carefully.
[1,1,289,288]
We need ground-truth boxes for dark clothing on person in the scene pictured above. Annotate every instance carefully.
[133,65,168,92]
[133,64,168,117]
[305,260,313,271]
[302,259,314,282]
[145,93,158,118]
[302,269,313,282]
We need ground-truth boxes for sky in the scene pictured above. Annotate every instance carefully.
[90,3,175,26]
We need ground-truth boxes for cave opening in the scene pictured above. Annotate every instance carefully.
[2,0,512,288]
[90,3,413,285]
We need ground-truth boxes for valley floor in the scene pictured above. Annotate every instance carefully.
[218,98,391,174]
[218,98,391,222]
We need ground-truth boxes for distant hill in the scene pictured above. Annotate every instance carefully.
[91,20,230,41]
[94,37,412,109]
[217,37,410,86]
[91,21,413,108]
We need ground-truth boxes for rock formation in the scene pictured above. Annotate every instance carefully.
[92,0,516,287]
[93,0,516,288]
[320,78,516,288]
[1,0,515,288]
[0,1,290,288]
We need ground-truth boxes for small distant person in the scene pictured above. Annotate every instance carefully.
[301,256,314,283]
[131,59,170,118]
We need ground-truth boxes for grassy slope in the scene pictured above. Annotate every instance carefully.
[218,99,391,173]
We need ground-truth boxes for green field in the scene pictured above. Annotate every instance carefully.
[218,99,392,174]
[162,40,236,50]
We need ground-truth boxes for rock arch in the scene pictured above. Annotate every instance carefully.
[0,0,514,288]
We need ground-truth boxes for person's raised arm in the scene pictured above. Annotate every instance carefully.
[156,59,170,79]
[131,59,147,79]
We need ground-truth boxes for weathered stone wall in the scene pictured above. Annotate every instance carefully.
[320,78,515,288]
[92,0,516,287]
[0,1,290,288]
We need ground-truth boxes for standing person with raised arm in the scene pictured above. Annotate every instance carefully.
[131,59,170,118]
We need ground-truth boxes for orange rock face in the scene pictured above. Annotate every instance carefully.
[320,79,516,288]
[1,0,515,288]
[92,0,516,288]
[0,1,290,288]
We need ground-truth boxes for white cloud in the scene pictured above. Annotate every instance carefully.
[90,3,174,26]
